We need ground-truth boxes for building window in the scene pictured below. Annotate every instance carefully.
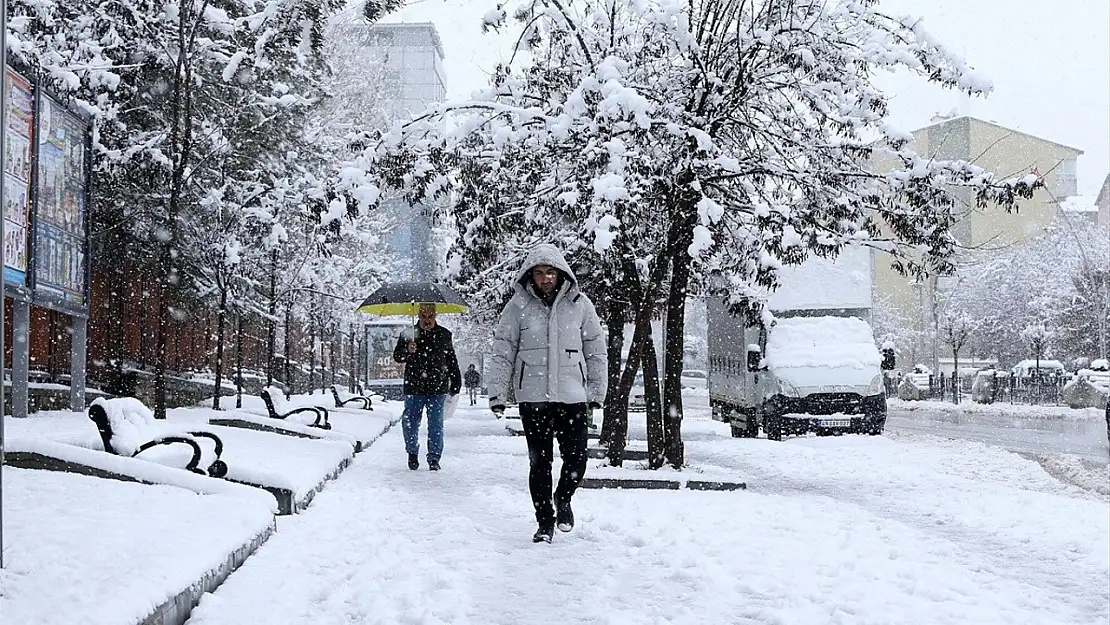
[1057,159,1078,198]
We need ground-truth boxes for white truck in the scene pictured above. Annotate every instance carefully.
[708,246,887,440]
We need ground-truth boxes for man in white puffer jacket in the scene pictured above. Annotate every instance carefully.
[488,244,608,543]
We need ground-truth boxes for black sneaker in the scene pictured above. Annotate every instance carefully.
[556,502,574,533]
[407,454,419,470]
[532,524,554,543]
[428,459,440,471]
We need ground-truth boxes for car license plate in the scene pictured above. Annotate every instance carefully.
[818,418,851,428]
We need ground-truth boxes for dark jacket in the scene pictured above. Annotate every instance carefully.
[464,369,481,388]
[393,324,462,396]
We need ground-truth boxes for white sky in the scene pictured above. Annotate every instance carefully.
[377,0,1110,196]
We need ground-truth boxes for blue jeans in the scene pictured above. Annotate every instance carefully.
[402,394,446,462]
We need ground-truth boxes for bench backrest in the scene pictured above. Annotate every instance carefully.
[261,386,286,418]
[88,397,157,456]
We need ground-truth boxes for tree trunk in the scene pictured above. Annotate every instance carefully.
[203,312,213,372]
[663,239,692,469]
[952,349,960,404]
[606,252,669,466]
[111,260,125,367]
[173,319,182,372]
[155,0,197,418]
[660,179,699,467]
[283,300,293,393]
[309,318,317,394]
[154,281,170,418]
[235,313,244,409]
[266,250,277,387]
[640,329,666,469]
[329,339,336,390]
[138,274,148,369]
[212,285,227,410]
[349,330,357,393]
[600,303,627,447]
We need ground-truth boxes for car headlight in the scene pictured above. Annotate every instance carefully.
[866,374,884,396]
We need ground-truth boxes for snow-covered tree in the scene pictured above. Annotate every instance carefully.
[339,0,1039,466]
[939,308,977,403]
[7,0,389,414]
[873,292,928,369]
[1019,321,1054,367]
[946,218,1109,366]
[1054,269,1110,362]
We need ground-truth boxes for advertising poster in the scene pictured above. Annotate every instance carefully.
[366,321,408,384]
[33,93,89,308]
[4,67,34,286]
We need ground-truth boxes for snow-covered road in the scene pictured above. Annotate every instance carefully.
[887,409,1109,462]
[184,401,1108,625]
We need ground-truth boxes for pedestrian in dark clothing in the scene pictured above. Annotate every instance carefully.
[487,244,608,543]
[393,303,462,471]
[464,364,481,406]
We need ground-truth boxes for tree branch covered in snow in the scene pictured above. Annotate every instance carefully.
[340,0,1039,323]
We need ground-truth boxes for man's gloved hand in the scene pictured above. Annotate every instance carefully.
[491,404,505,419]
[588,402,602,411]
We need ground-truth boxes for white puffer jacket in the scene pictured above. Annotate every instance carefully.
[488,245,608,407]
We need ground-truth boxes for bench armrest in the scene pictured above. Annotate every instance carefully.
[134,436,204,474]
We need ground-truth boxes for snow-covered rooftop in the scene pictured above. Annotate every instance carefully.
[1060,195,1098,213]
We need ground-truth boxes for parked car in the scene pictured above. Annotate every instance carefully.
[681,369,708,390]
[630,373,646,409]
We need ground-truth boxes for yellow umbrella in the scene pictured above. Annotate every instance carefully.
[357,282,470,317]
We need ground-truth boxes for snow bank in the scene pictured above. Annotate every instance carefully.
[1025,453,1110,498]
[889,398,1104,421]
[0,467,274,625]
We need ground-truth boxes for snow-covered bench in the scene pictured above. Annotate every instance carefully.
[329,384,372,411]
[88,397,229,478]
[260,387,331,429]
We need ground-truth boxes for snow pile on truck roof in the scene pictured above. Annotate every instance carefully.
[765,316,881,388]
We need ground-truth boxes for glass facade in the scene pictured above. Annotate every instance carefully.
[355,22,447,280]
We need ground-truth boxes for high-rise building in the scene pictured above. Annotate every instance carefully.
[330,18,447,281]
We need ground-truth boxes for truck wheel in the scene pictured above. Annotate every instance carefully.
[865,416,884,436]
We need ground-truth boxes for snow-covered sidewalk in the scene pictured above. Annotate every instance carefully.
[186,404,1109,625]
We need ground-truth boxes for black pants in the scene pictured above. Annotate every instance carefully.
[520,402,589,526]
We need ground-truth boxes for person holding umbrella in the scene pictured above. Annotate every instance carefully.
[392,303,462,471]
[358,283,468,471]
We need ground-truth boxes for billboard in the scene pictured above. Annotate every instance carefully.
[365,320,408,385]
[32,91,89,311]
[3,68,34,287]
